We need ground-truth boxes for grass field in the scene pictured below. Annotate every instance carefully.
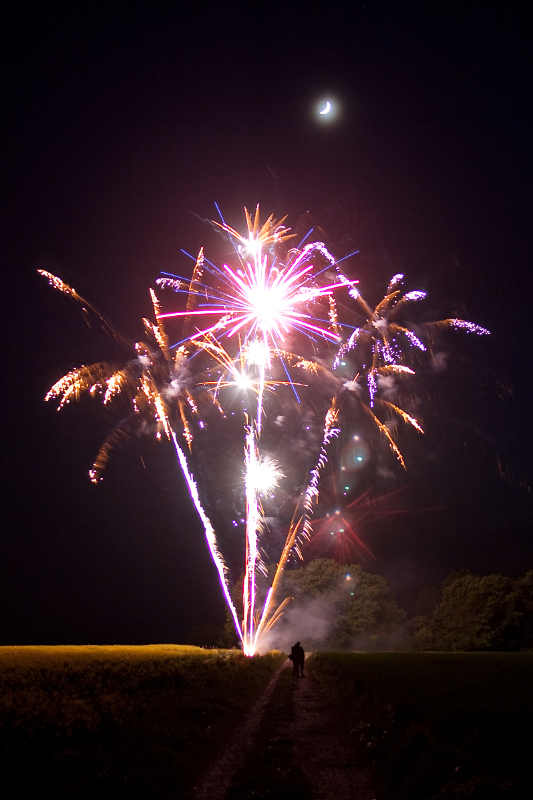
[0,645,284,799]
[4,647,532,799]
[310,652,533,799]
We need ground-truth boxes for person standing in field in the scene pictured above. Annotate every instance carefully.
[290,641,305,677]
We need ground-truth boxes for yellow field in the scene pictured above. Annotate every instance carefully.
[0,644,284,797]
[0,643,235,666]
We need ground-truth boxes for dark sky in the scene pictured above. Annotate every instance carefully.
[1,3,532,644]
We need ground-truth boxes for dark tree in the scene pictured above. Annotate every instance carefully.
[431,572,520,651]
[281,558,408,650]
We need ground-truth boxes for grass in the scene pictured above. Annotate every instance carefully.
[310,651,533,799]
[0,645,285,799]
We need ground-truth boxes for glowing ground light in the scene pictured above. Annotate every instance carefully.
[40,205,489,655]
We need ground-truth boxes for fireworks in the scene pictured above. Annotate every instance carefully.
[41,206,489,655]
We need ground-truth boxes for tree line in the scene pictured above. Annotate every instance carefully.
[287,559,533,652]
[188,558,533,651]
[410,568,533,651]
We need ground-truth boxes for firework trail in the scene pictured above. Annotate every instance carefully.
[154,207,355,653]
[331,274,488,468]
[39,268,242,637]
[40,207,489,655]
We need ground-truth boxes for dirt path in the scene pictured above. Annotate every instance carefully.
[193,660,379,800]
[290,667,378,799]
[193,659,288,800]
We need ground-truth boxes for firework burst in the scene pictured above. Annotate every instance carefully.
[41,207,489,655]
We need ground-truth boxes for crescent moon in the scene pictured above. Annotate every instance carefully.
[319,101,331,115]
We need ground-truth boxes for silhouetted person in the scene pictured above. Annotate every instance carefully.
[290,641,305,677]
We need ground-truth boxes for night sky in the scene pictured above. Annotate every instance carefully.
[2,3,532,645]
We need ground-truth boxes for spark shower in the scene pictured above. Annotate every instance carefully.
[41,207,489,655]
